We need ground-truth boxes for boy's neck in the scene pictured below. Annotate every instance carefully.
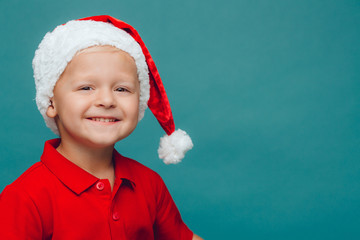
[56,139,115,188]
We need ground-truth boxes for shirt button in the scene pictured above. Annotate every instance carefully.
[96,181,105,191]
[112,212,120,221]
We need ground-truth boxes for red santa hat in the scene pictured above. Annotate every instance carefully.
[33,15,193,164]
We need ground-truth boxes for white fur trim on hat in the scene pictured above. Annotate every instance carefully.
[33,20,150,135]
[158,129,194,164]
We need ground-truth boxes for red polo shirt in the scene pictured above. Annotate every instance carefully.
[0,139,193,240]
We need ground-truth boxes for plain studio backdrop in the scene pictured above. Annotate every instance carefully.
[0,0,359,239]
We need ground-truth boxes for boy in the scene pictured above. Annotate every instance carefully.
[0,15,202,240]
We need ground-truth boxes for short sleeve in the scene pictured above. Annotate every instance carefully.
[153,175,193,240]
[0,185,43,240]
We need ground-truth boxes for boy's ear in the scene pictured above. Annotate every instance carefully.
[46,98,57,118]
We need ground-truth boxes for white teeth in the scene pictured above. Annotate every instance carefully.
[91,118,116,122]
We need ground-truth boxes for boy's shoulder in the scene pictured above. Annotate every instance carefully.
[5,161,50,189]
[120,154,154,172]
[1,161,55,201]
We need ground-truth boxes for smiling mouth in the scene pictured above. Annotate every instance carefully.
[87,117,120,123]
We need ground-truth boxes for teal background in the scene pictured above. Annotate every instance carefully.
[0,0,359,239]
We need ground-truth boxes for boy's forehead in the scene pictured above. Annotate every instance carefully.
[65,45,136,73]
[57,45,137,83]
[76,45,127,56]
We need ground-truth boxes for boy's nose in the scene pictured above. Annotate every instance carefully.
[95,89,116,108]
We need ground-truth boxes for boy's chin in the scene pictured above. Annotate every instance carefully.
[81,138,118,149]
[81,133,133,149]
[59,128,136,150]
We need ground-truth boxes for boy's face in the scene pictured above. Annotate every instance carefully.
[46,46,140,149]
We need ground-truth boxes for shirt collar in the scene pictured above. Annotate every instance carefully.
[41,139,136,195]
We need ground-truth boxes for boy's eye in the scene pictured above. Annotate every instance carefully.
[80,86,92,90]
[116,87,129,92]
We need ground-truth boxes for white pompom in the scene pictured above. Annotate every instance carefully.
[158,129,193,164]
